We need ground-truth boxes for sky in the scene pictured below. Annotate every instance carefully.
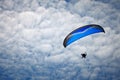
[0,0,120,80]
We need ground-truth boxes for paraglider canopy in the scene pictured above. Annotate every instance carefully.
[63,24,105,47]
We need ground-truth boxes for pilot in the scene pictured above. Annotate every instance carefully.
[81,52,87,58]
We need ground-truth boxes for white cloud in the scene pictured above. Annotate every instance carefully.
[0,0,120,80]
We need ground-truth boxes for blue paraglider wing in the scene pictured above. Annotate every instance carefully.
[63,24,105,47]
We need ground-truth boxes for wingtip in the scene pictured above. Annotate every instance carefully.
[103,29,105,33]
[63,44,66,48]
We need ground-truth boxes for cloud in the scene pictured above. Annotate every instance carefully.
[95,0,120,10]
[0,0,120,80]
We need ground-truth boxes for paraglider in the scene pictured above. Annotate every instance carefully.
[81,52,87,58]
[63,24,105,48]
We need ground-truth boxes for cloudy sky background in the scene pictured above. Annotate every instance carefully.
[0,0,120,80]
